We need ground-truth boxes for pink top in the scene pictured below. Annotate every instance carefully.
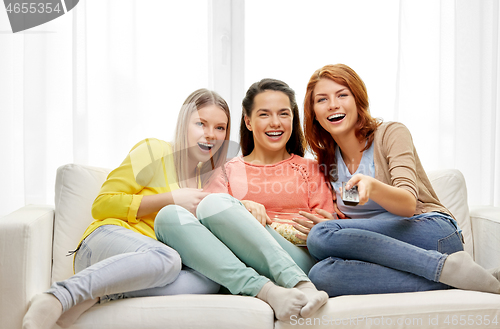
[204,154,334,219]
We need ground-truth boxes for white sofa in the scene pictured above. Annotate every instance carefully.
[1,164,500,329]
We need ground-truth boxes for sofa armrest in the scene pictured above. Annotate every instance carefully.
[0,205,55,329]
[469,205,500,270]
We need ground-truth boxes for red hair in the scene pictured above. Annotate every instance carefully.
[303,64,381,181]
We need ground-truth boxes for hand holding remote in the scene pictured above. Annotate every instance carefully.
[341,182,359,206]
[342,174,377,206]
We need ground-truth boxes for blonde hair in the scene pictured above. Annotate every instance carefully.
[173,89,231,187]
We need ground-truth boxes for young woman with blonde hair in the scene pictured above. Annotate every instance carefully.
[23,89,230,329]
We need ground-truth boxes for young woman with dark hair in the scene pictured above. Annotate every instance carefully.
[154,78,333,321]
[240,78,305,158]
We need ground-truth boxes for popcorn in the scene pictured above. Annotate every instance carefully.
[267,210,308,246]
[270,222,306,245]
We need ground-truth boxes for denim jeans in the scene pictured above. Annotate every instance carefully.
[155,193,312,296]
[48,225,219,312]
[307,212,464,297]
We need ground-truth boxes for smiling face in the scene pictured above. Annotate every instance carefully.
[186,104,228,165]
[313,78,358,139]
[244,90,293,158]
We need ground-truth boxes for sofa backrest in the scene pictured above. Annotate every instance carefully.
[53,164,110,282]
[51,164,473,283]
[427,169,473,256]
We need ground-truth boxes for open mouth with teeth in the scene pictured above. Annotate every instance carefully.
[198,142,215,151]
[265,131,284,139]
[328,113,346,122]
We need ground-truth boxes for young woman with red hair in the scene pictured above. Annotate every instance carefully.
[293,63,500,297]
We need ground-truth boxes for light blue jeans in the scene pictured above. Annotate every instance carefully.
[307,212,464,297]
[48,225,219,312]
[155,193,313,296]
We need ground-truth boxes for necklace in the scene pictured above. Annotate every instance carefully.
[195,166,201,188]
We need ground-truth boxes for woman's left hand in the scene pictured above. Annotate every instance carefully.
[343,174,376,206]
[292,208,334,241]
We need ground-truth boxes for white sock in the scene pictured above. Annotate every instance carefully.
[56,297,99,328]
[439,251,500,294]
[488,266,500,281]
[294,281,329,318]
[256,281,308,321]
[22,293,63,329]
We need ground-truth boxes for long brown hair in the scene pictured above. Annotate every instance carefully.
[303,64,381,182]
[173,89,231,187]
[240,78,305,157]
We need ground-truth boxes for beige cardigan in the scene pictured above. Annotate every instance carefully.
[372,122,452,217]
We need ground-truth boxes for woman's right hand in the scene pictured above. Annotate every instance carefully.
[169,188,210,215]
[241,200,272,226]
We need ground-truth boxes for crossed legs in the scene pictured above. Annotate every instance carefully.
[155,193,328,320]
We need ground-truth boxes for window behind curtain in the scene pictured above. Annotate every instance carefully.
[244,0,399,151]
[85,1,209,169]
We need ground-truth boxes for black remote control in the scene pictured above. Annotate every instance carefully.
[341,182,359,206]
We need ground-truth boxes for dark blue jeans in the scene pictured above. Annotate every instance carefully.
[307,213,464,297]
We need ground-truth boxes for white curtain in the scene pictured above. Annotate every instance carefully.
[1,0,499,218]
[1,1,210,217]
[1,8,74,217]
[396,0,500,206]
[245,0,500,207]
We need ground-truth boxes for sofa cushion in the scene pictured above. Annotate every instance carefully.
[427,169,473,256]
[53,164,110,282]
[276,289,500,329]
[75,294,274,329]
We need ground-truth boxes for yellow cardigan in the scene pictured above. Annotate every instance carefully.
[81,138,182,244]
